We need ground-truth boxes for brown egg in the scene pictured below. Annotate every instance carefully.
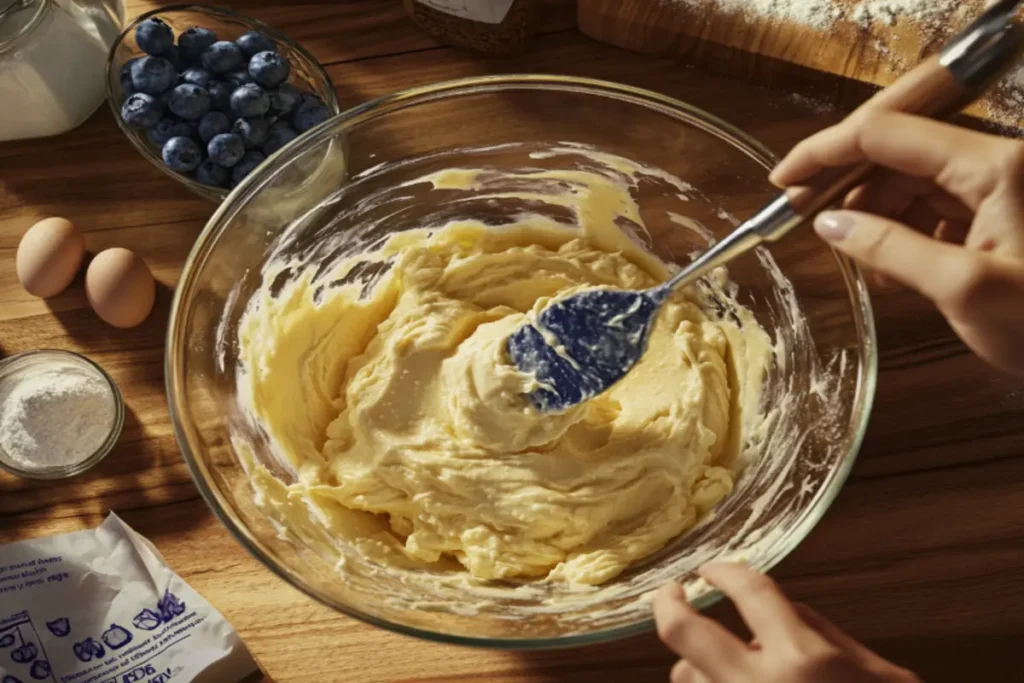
[16,217,86,297]
[85,248,156,329]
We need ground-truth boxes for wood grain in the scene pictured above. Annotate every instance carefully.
[1,2,1023,682]
[577,0,1023,128]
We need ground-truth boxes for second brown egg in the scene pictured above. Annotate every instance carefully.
[85,248,156,328]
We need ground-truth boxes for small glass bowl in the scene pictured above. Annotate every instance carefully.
[0,350,125,480]
[105,4,341,202]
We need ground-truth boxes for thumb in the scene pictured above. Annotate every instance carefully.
[813,210,975,304]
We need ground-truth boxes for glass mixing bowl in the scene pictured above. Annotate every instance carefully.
[166,75,876,648]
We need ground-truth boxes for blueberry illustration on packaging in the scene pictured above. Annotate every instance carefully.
[28,660,50,680]
[3,675,22,683]
[101,624,132,650]
[157,591,185,622]
[0,633,14,647]
[132,608,162,631]
[44,619,70,638]
[10,642,37,663]
[72,637,104,663]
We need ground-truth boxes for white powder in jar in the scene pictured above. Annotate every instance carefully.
[0,369,116,471]
[0,0,116,142]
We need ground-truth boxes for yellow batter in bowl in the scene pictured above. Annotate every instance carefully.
[236,156,773,586]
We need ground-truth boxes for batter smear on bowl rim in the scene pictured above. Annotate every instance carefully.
[235,150,774,586]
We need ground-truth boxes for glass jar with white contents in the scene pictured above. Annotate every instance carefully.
[0,0,123,142]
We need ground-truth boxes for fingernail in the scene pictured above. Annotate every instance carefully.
[814,211,854,242]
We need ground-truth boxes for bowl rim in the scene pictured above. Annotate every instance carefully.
[165,74,878,649]
[105,3,341,203]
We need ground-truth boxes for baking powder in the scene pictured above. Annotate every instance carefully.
[0,369,115,470]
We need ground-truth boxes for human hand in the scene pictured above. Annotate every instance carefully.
[770,111,1024,377]
[653,563,920,683]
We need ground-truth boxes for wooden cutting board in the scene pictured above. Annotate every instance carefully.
[578,0,1022,128]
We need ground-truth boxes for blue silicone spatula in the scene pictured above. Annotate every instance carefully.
[508,0,1023,413]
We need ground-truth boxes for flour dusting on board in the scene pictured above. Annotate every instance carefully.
[663,0,969,31]
[662,0,1024,127]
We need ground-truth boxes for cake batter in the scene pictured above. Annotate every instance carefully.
[236,158,773,586]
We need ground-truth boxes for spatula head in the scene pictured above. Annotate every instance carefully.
[506,288,660,412]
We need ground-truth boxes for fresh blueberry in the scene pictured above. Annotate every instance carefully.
[200,41,243,73]
[135,17,174,55]
[206,80,233,111]
[231,150,266,184]
[168,84,210,120]
[163,45,182,70]
[226,69,252,87]
[198,111,230,142]
[207,133,245,167]
[262,121,297,155]
[120,93,163,129]
[230,83,270,118]
[119,58,139,95]
[231,117,269,149]
[292,95,330,133]
[268,83,300,116]
[147,116,195,146]
[179,67,212,88]
[177,26,217,62]
[195,159,230,188]
[248,51,290,88]
[130,56,176,94]
[236,31,276,57]
[162,136,203,172]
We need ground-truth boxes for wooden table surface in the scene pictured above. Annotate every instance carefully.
[2,2,1024,682]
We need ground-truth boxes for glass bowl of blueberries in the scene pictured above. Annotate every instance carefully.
[106,4,340,201]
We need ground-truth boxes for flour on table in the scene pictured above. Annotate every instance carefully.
[662,0,1024,128]
[663,0,967,31]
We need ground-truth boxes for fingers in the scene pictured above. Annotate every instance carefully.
[771,111,1007,210]
[670,659,710,683]
[698,563,818,649]
[795,603,921,682]
[793,604,889,668]
[654,582,751,677]
[813,210,979,306]
[844,172,924,219]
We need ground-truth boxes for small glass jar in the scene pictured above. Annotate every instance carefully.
[403,0,538,55]
[0,0,123,142]
[0,349,124,480]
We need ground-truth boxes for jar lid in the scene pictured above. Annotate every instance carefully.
[0,0,48,53]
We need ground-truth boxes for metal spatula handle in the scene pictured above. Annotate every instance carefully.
[660,0,1023,295]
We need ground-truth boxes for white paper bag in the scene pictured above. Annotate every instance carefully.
[0,513,260,683]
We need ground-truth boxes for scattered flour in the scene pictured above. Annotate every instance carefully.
[662,0,1023,127]
[664,0,967,31]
